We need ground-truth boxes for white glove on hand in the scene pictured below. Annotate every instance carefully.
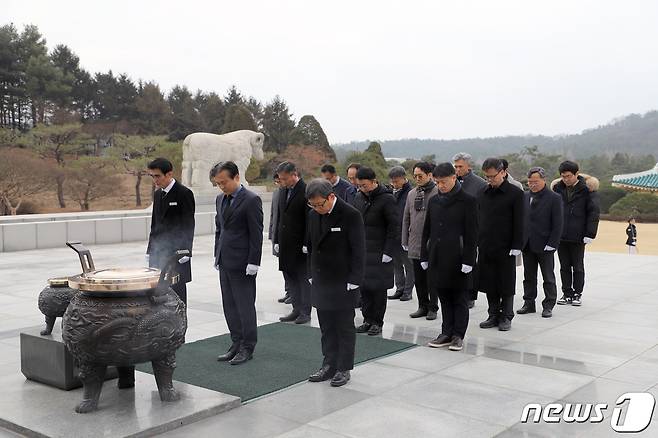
[308,278,313,285]
[402,245,408,252]
[274,243,280,254]
[544,245,555,252]
[347,283,359,291]
[145,254,150,266]
[461,264,473,274]
[246,264,259,276]
[178,256,190,264]
[214,264,219,271]
[382,254,393,263]
[421,261,429,270]
[302,246,308,254]
[583,237,593,245]
[509,249,521,257]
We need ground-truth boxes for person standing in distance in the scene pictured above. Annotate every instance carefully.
[321,164,357,204]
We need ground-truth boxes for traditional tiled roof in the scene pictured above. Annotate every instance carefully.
[612,163,658,192]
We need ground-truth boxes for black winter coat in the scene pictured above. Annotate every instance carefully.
[352,184,400,291]
[420,184,478,290]
[273,179,309,272]
[523,186,563,253]
[552,175,600,243]
[393,181,412,227]
[307,198,366,310]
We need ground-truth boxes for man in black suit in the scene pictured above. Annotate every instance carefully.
[477,158,525,332]
[305,179,366,387]
[146,157,195,305]
[273,161,312,324]
[517,167,563,318]
[321,164,357,204]
[212,161,263,365]
[421,163,478,351]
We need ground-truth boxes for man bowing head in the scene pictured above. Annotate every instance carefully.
[305,179,366,387]
[212,161,263,365]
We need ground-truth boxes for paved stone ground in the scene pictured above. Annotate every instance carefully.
[1,229,657,437]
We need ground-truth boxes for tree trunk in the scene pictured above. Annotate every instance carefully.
[135,173,142,207]
[31,102,38,128]
[56,174,66,208]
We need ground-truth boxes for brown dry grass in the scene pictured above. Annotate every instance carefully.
[588,220,658,255]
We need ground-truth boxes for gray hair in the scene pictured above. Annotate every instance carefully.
[452,152,474,166]
[388,165,406,179]
[306,178,333,199]
[527,166,546,179]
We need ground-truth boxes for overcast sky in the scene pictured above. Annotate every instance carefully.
[6,0,658,143]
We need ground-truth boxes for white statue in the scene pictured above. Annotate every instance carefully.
[181,130,265,194]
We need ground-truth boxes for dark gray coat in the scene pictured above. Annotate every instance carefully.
[523,186,563,253]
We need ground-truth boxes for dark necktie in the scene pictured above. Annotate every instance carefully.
[286,188,293,204]
[222,194,232,221]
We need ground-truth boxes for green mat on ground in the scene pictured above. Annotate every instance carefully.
[136,322,415,402]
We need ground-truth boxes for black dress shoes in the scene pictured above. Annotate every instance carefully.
[294,314,311,324]
[217,344,240,362]
[479,316,498,329]
[400,293,413,301]
[388,290,403,300]
[542,308,553,318]
[308,365,336,382]
[367,324,382,336]
[229,348,253,365]
[277,294,290,303]
[498,318,512,331]
[330,370,351,387]
[356,322,371,333]
[409,308,428,318]
[426,311,437,320]
[279,311,300,322]
[516,302,536,314]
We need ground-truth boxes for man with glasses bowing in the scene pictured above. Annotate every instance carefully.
[305,179,366,387]
[477,158,525,331]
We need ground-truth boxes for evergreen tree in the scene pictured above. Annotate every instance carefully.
[167,85,203,140]
[135,82,170,134]
[194,91,225,134]
[261,95,295,153]
[290,114,335,160]
[222,103,257,133]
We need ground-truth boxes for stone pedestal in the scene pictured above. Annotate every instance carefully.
[20,327,117,390]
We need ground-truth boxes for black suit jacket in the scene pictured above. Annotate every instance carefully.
[307,198,366,310]
[214,186,263,271]
[273,179,310,272]
[420,185,478,290]
[147,180,195,283]
[523,186,563,253]
[334,177,357,204]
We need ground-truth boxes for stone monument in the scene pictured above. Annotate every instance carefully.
[181,130,265,207]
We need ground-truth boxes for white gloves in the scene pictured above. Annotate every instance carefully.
[178,256,190,264]
[509,249,521,257]
[302,246,308,254]
[347,283,359,291]
[421,261,429,270]
[382,254,393,263]
[401,245,408,252]
[308,278,313,285]
[274,243,280,254]
[461,264,473,274]
[246,264,259,276]
[145,254,150,266]
[214,264,219,271]
[544,245,555,252]
[583,237,593,245]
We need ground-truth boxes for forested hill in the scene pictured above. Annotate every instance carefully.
[333,111,658,160]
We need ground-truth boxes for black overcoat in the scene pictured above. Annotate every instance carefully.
[307,198,366,310]
[523,186,563,253]
[147,181,196,283]
[351,185,400,291]
[273,179,309,272]
[420,185,478,290]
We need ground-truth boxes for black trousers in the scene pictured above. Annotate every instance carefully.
[411,259,438,312]
[486,294,514,321]
[360,286,387,327]
[285,264,311,316]
[393,251,415,296]
[317,308,356,371]
[436,288,469,338]
[172,282,187,305]
[522,250,558,309]
[557,242,586,297]
[219,268,258,352]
